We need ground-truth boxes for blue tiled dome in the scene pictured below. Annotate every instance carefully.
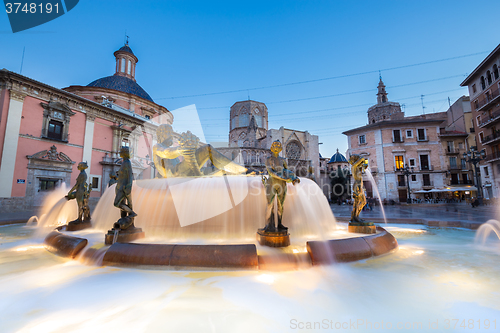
[87,75,153,102]
[329,149,348,163]
[118,45,134,55]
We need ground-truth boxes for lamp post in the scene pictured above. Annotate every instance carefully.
[398,164,414,203]
[145,154,156,179]
[463,146,486,205]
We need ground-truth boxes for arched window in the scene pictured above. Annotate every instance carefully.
[494,64,499,80]
[487,71,492,85]
[231,116,238,129]
[239,113,249,127]
[481,76,486,90]
[121,58,126,73]
[127,60,131,75]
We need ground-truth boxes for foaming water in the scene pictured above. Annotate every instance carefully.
[34,184,78,236]
[91,176,337,244]
[475,220,500,246]
[365,169,387,223]
[26,216,38,226]
[2,224,500,332]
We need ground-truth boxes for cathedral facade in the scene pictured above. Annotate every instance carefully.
[218,100,320,179]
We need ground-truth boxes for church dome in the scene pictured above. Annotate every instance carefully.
[87,75,153,102]
[117,44,134,55]
[328,149,348,163]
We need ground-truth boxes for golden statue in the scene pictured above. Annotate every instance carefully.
[262,140,300,232]
[349,154,368,223]
[153,125,247,177]
[66,162,91,225]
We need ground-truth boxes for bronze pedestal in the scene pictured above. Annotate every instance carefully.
[348,221,376,234]
[105,227,145,245]
[257,229,290,247]
[66,220,92,231]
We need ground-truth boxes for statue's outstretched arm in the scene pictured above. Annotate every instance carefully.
[154,145,181,159]
[197,145,247,174]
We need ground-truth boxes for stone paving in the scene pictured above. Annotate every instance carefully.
[331,202,500,229]
[1,202,498,228]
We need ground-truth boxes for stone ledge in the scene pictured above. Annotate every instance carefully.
[306,226,398,264]
[44,230,88,259]
[102,243,259,269]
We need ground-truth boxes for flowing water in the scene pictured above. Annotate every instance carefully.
[89,176,337,245]
[1,223,499,332]
[475,219,500,246]
[365,169,387,223]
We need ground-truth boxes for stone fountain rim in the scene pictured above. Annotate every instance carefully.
[43,226,399,270]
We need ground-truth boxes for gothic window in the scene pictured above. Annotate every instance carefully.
[481,76,486,90]
[239,132,246,139]
[41,101,75,142]
[231,116,238,129]
[487,71,492,85]
[239,114,249,127]
[254,115,262,127]
[254,108,260,114]
[494,64,499,80]
[286,141,302,160]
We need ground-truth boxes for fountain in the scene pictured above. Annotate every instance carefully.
[37,129,398,270]
[3,129,500,331]
[475,219,500,246]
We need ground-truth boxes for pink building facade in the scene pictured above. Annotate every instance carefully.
[0,43,172,212]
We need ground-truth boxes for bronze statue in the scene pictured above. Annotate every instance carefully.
[153,126,247,177]
[113,146,137,230]
[349,154,368,223]
[66,162,91,224]
[262,140,300,232]
[108,171,118,187]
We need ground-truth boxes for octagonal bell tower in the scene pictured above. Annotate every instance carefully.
[229,100,268,147]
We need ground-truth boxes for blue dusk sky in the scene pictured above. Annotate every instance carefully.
[1,0,499,159]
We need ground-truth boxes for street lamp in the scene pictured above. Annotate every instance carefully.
[397,164,414,203]
[463,146,486,205]
[145,154,157,179]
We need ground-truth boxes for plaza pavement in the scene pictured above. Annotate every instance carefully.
[0,202,498,228]
[331,202,500,229]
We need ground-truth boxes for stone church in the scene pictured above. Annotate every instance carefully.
[0,43,172,212]
[218,100,320,179]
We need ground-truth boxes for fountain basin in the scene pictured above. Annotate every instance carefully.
[43,226,398,269]
[44,230,88,259]
[307,226,398,264]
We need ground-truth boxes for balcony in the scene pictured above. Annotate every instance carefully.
[392,137,404,143]
[448,165,462,171]
[422,180,433,187]
[486,151,500,162]
[481,130,500,145]
[479,107,500,128]
[446,148,459,155]
[419,164,434,171]
[448,179,473,186]
[417,135,429,142]
[397,180,406,187]
[476,84,500,112]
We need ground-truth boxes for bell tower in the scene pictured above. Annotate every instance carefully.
[113,41,138,81]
